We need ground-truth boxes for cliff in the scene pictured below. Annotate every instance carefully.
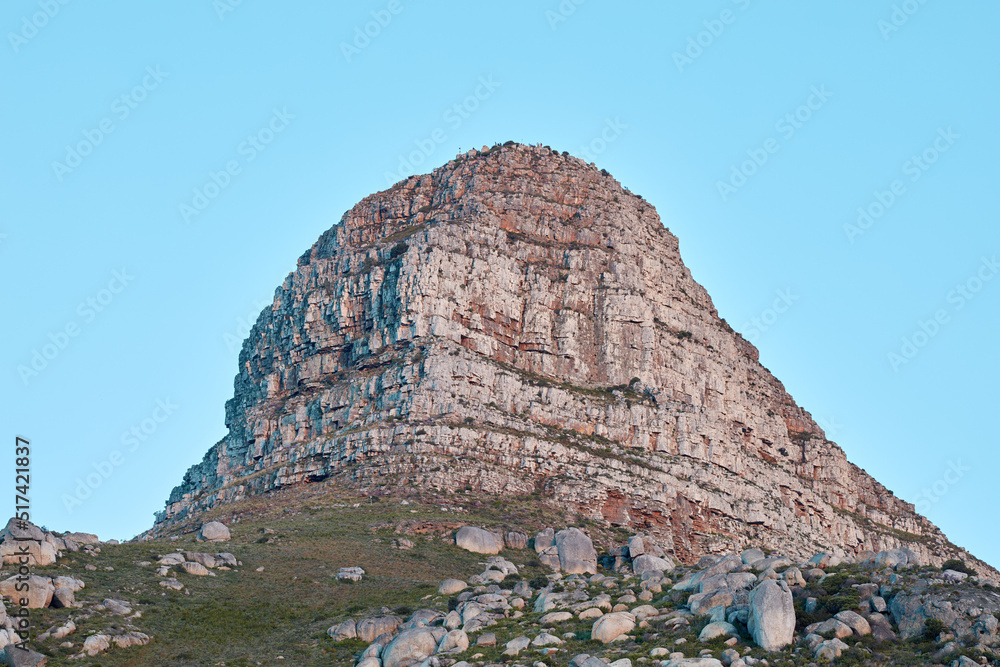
[150,142,987,573]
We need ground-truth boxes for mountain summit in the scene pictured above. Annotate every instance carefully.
[152,142,986,573]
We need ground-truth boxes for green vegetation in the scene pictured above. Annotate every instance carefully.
[942,558,977,576]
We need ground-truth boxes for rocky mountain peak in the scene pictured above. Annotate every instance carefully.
[151,142,993,579]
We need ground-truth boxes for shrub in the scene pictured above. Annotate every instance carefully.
[390,243,408,259]
[825,590,861,614]
[942,559,977,576]
[923,618,946,641]
[529,575,549,589]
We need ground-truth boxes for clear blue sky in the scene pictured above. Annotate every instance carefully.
[2,1,997,568]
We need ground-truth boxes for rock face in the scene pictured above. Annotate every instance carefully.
[150,142,990,572]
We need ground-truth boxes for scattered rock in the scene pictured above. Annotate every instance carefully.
[337,566,365,582]
[439,578,467,595]
[454,526,501,555]
[196,521,231,542]
[591,612,635,643]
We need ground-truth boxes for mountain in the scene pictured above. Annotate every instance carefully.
[150,142,990,575]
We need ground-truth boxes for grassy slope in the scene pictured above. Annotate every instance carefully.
[19,487,583,666]
[15,485,996,666]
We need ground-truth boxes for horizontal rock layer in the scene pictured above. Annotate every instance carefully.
[151,143,988,573]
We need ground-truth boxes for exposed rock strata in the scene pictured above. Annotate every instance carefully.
[152,142,989,573]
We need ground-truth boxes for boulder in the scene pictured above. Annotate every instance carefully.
[747,580,795,651]
[689,588,734,615]
[505,532,528,549]
[51,587,74,608]
[531,632,564,646]
[591,612,635,643]
[699,621,738,641]
[627,535,646,557]
[485,556,518,575]
[810,618,852,639]
[197,521,230,542]
[555,528,598,575]
[699,572,757,594]
[328,619,356,641]
[381,627,438,667]
[52,576,84,592]
[103,599,132,615]
[753,556,791,572]
[439,579,467,595]
[539,611,574,624]
[781,567,806,588]
[3,644,47,666]
[183,552,217,569]
[63,531,99,545]
[455,526,501,555]
[835,610,872,636]
[534,527,555,551]
[337,567,365,582]
[113,632,150,649]
[181,561,212,576]
[632,554,674,575]
[1,519,44,542]
[0,539,57,567]
[809,552,832,569]
[159,578,184,591]
[437,628,469,653]
[0,575,53,609]
[814,638,849,661]
[867,612,897,642]
[503,636,530,656]
[158,553,185,565]
[740,549,765,566]
[630,605,659,620]
[83,634,111,656]
[356,615,403,643]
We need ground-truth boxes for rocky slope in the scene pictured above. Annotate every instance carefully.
[333,523,1000,667]
[151,141,991,576]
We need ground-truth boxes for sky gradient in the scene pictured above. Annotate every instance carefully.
[2,1,997,568]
